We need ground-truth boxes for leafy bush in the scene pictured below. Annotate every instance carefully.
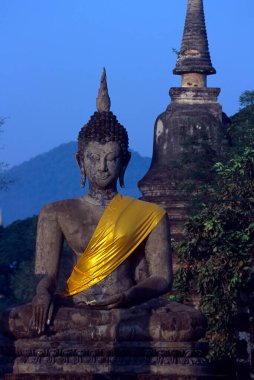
[174,148,254,360]
[239,91,254,108]
[0,216,73,308]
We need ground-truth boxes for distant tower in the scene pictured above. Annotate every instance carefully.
[139,0,225,240]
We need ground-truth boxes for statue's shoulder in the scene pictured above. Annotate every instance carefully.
[39,197,83,219]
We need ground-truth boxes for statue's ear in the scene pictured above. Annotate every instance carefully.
[76,153,86,188]
[119,152,131,188]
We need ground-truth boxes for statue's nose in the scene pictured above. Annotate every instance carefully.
[99,158,108,171]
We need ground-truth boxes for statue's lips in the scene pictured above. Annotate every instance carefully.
[97,175,110,180]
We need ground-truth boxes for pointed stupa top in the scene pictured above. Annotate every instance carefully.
[96,67,111,112]
[173,0,216,75]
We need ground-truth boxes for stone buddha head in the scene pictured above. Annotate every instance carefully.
[76,69,131,189]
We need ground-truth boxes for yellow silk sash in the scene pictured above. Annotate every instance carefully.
[64,194,166,296]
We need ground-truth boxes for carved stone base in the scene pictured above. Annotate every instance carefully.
[4,375,231,380]
[1,339,230,379]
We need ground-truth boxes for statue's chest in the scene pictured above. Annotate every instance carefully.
[59,210,104,255]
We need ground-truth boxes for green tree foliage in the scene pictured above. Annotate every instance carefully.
[0,216,38,308]
[10,259,36,303]
[174,101,254,362]
[0,216,38,267]
[0,216,73,309]
[228,103,254,153]
[174,148,254,360]
[239,90,254,108]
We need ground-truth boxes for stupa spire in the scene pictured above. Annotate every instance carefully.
[139,0,224,239]
[96,67,111,112]
[173,0,216,77]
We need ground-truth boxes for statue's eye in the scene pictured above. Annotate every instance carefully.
[88,153,100,161]
[107,154,120,162]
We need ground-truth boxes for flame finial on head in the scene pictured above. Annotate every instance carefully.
[96,68,111,113]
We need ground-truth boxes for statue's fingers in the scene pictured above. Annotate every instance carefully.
[34,306,40,331]
[38,307,47,334]
[37,306,45,333]
[32,308,36,327]
[29,308,36,329]
[47,302,54,325]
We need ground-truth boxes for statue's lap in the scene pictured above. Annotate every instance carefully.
[4,298,206,342]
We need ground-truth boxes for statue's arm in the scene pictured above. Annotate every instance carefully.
[122,213,173,306]
[31,203,64,333]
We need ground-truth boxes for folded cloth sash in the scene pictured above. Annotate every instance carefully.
[64,194,166,296]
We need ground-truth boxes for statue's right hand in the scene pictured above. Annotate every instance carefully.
[30,293,53,334]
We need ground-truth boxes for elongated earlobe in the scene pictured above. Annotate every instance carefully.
[119,152,131,188]
[119,166,126,188]
[76,152,86,188]
[81,170,86,188]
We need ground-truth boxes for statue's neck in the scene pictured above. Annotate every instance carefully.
[86,184,118,208]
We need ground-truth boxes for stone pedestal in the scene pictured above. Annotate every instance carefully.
[0,300,229,379]
[1,339,230,379]
[4,375,232,380]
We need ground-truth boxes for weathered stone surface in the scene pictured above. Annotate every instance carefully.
[169,88,221,107]
[173,0,215,75]
[138,88,224,240]
[96,68,111,113]
[1,338,223,379]
[4,374,232,380]
[139,0,226,240]
[0,70,211,380]
[4,300,206,342]
[181,73,207,88]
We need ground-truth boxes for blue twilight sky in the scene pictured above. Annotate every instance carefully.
[0,0,254,167]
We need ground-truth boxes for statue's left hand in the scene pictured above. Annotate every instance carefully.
[30,293,53,334]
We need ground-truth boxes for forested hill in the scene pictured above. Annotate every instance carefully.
[0,142,151,225]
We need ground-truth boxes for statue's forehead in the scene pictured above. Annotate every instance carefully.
[85,141,121,155]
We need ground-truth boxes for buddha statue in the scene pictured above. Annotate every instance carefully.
[0,69,208,378]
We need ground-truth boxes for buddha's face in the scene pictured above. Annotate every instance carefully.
[82,141,122,189]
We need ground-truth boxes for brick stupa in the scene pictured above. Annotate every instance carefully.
[139,0,225,240]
